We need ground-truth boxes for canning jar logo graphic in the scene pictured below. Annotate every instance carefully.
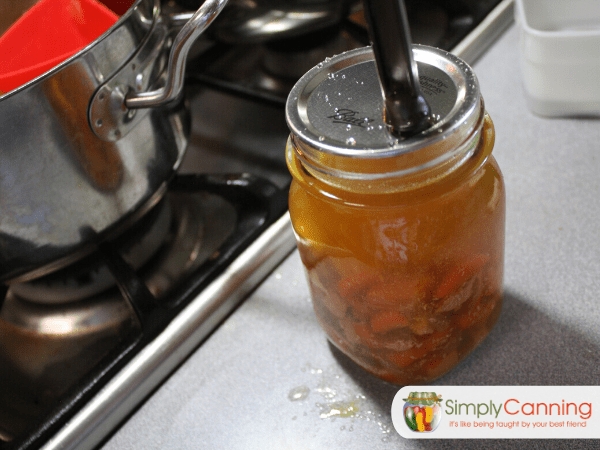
[403,392,442,432]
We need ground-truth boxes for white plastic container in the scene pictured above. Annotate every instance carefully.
[516,0,600,117]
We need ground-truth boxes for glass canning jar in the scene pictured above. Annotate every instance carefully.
[285,46,505,385]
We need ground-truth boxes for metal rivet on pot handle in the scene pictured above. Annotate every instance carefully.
[125,0,228,109]
[89,0,228,141]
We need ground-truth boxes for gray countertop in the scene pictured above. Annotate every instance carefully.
[101,24,600,449]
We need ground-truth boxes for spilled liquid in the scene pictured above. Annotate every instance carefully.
[288,363,395,441]
[288,385,310,402]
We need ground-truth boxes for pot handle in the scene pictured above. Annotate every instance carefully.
[125,0,228,109]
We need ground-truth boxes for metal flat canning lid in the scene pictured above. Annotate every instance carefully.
[285,45,482,176]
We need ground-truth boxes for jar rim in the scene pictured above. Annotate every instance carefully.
[285,45,482,180]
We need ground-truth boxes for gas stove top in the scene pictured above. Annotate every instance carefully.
[187,0,507,105]
[0,1,513,448]
[0,172,290,448]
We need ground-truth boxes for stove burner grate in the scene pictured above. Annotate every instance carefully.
[0,173,288,449]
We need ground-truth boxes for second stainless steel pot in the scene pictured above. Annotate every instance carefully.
[200,0,360,43]
[0,0,227,283]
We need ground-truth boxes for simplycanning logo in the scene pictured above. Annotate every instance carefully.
[392,386,599,439]
[443,397,592,429]
[403,392,443,432]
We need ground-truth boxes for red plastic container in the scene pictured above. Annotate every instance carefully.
[0,0,118,94]
[102,0,136,16]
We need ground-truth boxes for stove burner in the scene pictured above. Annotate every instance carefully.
[0,188,237,442]
[188,1,504,105]
[9,199,173,304]
[0,290,139,441]
[140,190,237,297]
[259,27,358,93]
[187,22,367,105]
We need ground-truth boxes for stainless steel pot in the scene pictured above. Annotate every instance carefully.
[0,0,228,283]
[207,0,360,43]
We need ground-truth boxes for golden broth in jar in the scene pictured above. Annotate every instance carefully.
[286,46,505,384]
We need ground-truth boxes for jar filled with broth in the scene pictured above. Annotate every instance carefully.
[285,46,505,384]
